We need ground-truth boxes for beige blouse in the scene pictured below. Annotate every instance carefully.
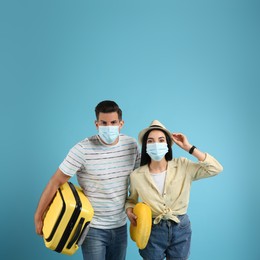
[125,153,223,224]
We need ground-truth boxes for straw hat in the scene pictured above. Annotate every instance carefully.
[138,120,173,145]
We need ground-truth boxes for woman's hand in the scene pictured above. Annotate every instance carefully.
[172,133,192,152]
[172,132,206,161]
[126,207,137,226]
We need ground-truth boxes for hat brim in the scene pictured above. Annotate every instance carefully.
[138,126,173,146]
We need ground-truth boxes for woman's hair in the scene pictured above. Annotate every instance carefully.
[140,129,173,166]
[95,100,122,120]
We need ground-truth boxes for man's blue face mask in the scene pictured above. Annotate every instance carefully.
[98,126,120,144]
[146,142,169,161]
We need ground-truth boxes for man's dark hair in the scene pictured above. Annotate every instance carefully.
[140,129,173,166]
[95,100,122,120]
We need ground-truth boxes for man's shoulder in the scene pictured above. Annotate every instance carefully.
[73,135,99,148]
[119,134,138,144]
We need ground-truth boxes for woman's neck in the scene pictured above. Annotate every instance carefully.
[149,159,168,173]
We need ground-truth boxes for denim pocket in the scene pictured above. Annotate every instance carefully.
[178,214,191,229]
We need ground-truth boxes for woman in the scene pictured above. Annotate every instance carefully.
[126,120,223,260]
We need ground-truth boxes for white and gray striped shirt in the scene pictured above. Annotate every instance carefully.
[59,134,140,229]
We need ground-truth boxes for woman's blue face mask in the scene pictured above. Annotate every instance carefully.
[146,142,168,161]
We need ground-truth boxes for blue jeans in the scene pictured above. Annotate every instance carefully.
[140,215,192,260]
[81,224,127,260]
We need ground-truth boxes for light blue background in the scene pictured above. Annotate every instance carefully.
[0,0,259,259]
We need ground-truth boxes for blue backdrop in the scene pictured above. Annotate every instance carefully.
[0,0,259,259]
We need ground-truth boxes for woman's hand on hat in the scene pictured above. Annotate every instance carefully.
[172,133,191,151]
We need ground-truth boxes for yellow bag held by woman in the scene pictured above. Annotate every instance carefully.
[130,202,152,249]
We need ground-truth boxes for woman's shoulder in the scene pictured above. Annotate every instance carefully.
[131,165,148,175]
[168,157,190,169]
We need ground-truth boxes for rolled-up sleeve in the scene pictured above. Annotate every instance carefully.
[190,153,223,181]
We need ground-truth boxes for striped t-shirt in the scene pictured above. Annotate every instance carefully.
[59,134,140,229]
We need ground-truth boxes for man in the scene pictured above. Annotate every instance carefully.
[34,100,140,260]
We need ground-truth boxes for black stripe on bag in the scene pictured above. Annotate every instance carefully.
[55,182,82,253]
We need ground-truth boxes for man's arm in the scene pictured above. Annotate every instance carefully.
[34,168,71,235]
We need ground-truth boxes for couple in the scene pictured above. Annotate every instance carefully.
[34,100,223,260]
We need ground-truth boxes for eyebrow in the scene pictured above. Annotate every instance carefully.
[147,136,166,140]
[100,120,119,123]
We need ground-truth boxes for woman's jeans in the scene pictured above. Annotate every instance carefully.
[81,224,127,260]
[140,215,192,260]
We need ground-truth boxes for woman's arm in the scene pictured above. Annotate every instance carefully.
[172,133,206,161]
